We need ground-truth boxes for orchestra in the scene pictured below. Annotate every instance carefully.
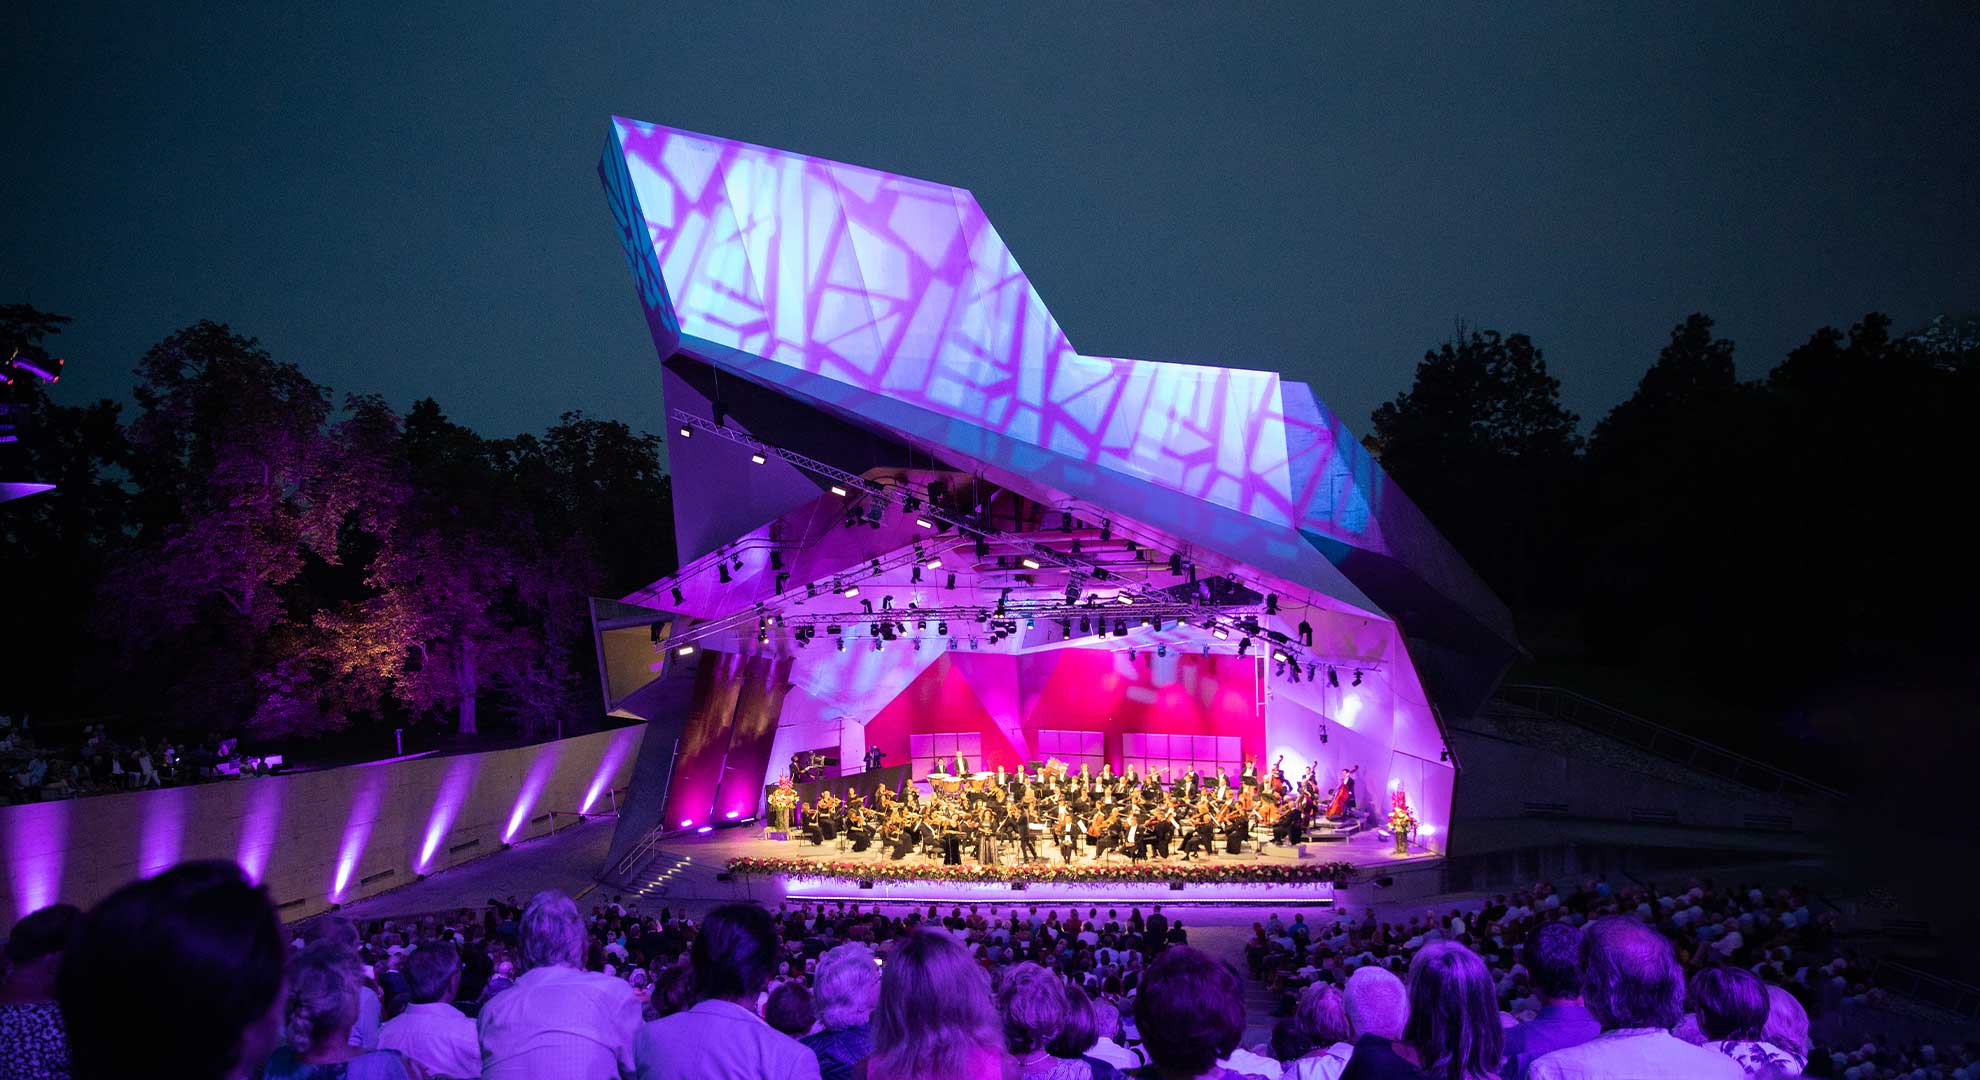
[780,754,1354,865]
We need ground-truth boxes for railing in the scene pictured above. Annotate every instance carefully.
[1493,684,1846,802]
[1874,959,1980,1022]
[612,824,670,883]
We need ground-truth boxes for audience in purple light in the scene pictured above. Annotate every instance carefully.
[261,943,423,1079]
[476,890,640,1080]
[0,902,79,1080]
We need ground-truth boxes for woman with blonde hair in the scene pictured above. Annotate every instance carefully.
[262,944,425,1079]
[859,928,1012,1080]
[1760,985,1809,1074]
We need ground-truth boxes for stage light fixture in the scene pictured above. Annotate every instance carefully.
[1157,644,1168,658]
[678,425,692,439]
[650,621,663,642]
[926,557,943,570]
[675,644,695,657]
[1168,553,1183,575]
[975,537,990,559]
[1275,661,1285,676]
[1020,556,1042,570]
[718,562,732,584]
[836,637,846,652]
[1071,537,1082,555]
[914,517,935,529]
[949,637,957,650]
[1352,669,1363,686]
[913,639,922,652]
[970,637,980,650]
[937,621,949,635]
[1306,664,1316,680]
[1271,649,1289,664]
[1327,666,1339,687]
[1210,626,1230,640]
[859,598,874,614]
[916,619,927,631]
[1026,616,1036,628]
[1129,649,1137,661]
[1290,664,1301,683]
[842,585,860,598]
[873,639,883,651]
[1266,593,1279,614]
[671,586,685,606]
[830,484,849,497]
[757,632,769,645]
[806,583,818,599]
[775,572,789,592]
[1238,638,1251,656]
[751,451,767,465]
[910,565,923,584]
[1141,616,1153,628]
[1114,619,1127,636]
[1079,617,1091,634]
[902,494,920,512]
[1116,594,1134,605]
[1100,520,1112,541]
[945,573,957,590]
[1094,568,1110,580]
[1062,511,1074,532]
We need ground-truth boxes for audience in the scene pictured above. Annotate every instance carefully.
[302,917,383,1049]
[1499,924,1599,1077]
[262,943,424,1079]
[1690,967,1803,1076]
[1048,983,1129,1079]
[1757,986,1807,1076]
[477,890,640,1080]
[1085,996,1145,1074]
[1286,984,1354,1080]
[766,982,817,1039]
[1524,916,1743,1079]
[799,943,879,1080]
[0,903,80,1080]
[377,942,480,1078]
[864,927,1008,1080]
[1349,941,1501,1080]
[1342,967,1410,1070]
[635,902,820,1079]
[56,861,287,1080]
[1133,946,1263,1080]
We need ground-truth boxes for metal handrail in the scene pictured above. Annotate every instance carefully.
[1873,958,1980,1021]
[1494,684,1845,802]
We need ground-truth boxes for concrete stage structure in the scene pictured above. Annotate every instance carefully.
[592,119,1517,898]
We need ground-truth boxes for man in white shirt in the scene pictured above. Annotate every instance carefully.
[379,941,480,1077]
[479,891,641,1080]
[635,903,820,1080]
[1526,917,1742,1080]
[1086,997,1143,1071]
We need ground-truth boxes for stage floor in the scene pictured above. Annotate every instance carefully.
[649,824,1440,906]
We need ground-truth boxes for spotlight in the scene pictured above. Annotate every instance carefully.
[1129,649,1137,661]
[775,572,789,592]
[1157,644,1168,658]
[1266,593,1280,614]
[650,621,663,642]
[1168,553,1184,575]
[1440,747,1451,762]
[1071,537,1082,555]
[1275,661,1285,676]
[1113,620,1127,636]
[860,598,874,614]
[1061,511,1074,532]
[1116,595,1134,606]
[1026,617,1036,628]
[751,452,767,465]
[914,639,922,652]
[1140,616,1152,628]
[1100,520,1112,541]
[678,425,692,438]
[970,637,980,650]
[937,621,949,635]
[843,585,860,598]
[1020,556,1042,570]
[902,494,920,513]
[1210,626,1230,640]
[1328,667,1339,687]
[1061,619,1073,638]
[718,562,732,584]
[675,645,695,657]
[671,586,685,606]
[757,632,769,645]
[882,594,895,610]
[873,640,883,651]
[926,557,943,570]
[1290,664,1301,683]
[1271,649,1289,664]
[1352,669,1363,686]
[830,484,849,497]
[1079,617,1091,634]
[911,565,923,584]
[914,517,935,529]
[949,638,958,650]
[945,573,957,590]
[1238,638,1252,656]
[1306,664,1315,680]
[836,638,846,652]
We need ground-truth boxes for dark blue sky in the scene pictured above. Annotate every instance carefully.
[6,4,1975,445]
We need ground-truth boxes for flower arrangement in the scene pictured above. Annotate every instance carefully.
[1388,788,1417,853]
[725,856,1356,886]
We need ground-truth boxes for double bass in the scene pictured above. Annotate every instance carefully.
[1324,765,1359,820]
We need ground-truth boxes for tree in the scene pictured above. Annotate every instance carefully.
[1369,327,1582,610]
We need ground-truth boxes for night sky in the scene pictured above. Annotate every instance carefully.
[6,4,1976,447]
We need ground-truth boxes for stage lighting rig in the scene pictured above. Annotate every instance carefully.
[1352,669,1363,686]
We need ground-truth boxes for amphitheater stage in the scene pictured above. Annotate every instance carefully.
[632,823,1438,907]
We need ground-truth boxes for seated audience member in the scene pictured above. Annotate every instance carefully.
[799,943,880,1080]
[767,982,818,1038]
[1500,924,1599,1077]
[634,903,820,1080]
[58,861,287,1080]
[862,927,1009,1080]
[1000,962,1076,1079]
[1689,968,1801,1076]
[478,891,641,1080]
[1286,984,1354,1080]
[378,942,480,1078]
[1338,966,1409,1074]
[645,962,693,1022]
[1758,987,1808,1076]
[304,916,384,1049]
[1341,941,1500,1080]
[1132,945,1267,1080]
[1086,997,1144,1073]
[263,944,424,1080]
[1525,917,1742,1080]
[1048,983,1128,1080]
[0,903,81,1080]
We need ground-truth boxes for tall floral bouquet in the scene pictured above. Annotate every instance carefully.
[1388,788,1416,853]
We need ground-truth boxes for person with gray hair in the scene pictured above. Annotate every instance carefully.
[1083,996,1143,1073]
[378,942,480,1078]
[800,943,881,1080]
[301,915,382,1050]
[1288,984,1354,1079]
[477,890,640,1080]
[261,944,421,1079]
[1525,917,1741,1080]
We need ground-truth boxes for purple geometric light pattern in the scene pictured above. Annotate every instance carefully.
[418,756,479,873]
[610,120,1300,528]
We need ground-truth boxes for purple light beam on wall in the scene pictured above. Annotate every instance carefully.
[418,757,479,872]
[504,746,560,844]
[236,780,284,884]
[138,788,189,878]
[580,728,639,814]
[6,801,70,916]
[331,772,387,903]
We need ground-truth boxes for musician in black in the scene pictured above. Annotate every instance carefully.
[1014,800,1039,862]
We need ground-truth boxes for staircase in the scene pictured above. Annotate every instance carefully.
[622,849,696,901]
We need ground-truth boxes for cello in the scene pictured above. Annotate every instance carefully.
[1324,765,1359,820]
